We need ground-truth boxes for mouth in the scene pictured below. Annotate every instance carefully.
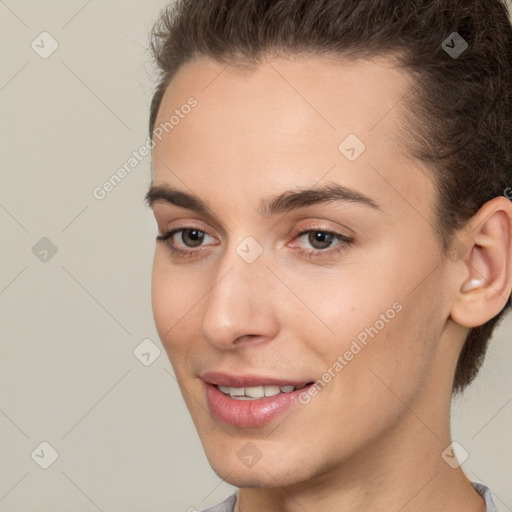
[215,382,312,400]
[201,371,314,389]
[201,372,316,427]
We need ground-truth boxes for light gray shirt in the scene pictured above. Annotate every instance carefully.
[199,481,499,512]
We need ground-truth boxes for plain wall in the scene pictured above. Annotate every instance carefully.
[1,1,511,510]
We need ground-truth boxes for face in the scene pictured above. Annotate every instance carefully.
[148,55,457,488]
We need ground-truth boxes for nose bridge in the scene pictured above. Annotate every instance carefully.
[200,236,278,347]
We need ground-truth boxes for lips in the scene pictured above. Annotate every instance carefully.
[201,371,314,427]
[201,371,312,388]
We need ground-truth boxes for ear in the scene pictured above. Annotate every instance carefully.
[450,196,512,328]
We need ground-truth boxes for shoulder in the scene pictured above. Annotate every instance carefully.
[472,481,500,512]
[198,493,238,512]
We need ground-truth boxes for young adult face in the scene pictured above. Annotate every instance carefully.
[148,55,471,490]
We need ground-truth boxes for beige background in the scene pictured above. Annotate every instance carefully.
[1,1,511,511]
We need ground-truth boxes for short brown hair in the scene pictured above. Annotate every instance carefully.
[148,0,512,394]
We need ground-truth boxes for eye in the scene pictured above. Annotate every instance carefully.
[156,227,217,258]
[292,228,354,259]
[301,231,338,249]
[171,228,206,248]
[156,225,354,261]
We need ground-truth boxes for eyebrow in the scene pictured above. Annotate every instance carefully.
[144,181,381,220]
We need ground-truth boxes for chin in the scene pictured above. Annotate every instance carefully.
[206,451,314,489]
[212,465,306,489]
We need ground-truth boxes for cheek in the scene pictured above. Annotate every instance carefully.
[296,262,442,402]
[151,259,173,335]
[150,254,197,349]
[332,285,443,413]
[289,272,399,354]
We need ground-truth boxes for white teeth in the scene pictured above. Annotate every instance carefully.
[245,386,265,398]
[218,384,305,399]
[264,385,281,397]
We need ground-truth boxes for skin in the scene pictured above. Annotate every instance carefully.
[147,54,512,512]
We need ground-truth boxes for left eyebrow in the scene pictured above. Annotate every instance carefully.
[144,181,381,218]
[258,181,381,216]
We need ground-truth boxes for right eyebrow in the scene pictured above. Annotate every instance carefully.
[145,185,214,215]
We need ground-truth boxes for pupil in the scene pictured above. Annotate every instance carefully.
[183,229,204,247]
[309,231,333,249]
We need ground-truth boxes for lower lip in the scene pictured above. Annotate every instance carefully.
[204,382,312,428]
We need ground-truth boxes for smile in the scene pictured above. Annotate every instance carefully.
[217,383,309,400]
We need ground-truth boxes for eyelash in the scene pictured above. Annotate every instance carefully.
[156,225,354,261]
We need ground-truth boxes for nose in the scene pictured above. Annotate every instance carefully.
[200,241,280,350]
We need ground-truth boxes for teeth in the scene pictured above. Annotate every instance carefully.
[217,384,305,399]
[264,385,281,397]
[245,386,265,398]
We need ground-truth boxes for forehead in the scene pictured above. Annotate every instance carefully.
[151,54,433,222]
[154,53,413,151]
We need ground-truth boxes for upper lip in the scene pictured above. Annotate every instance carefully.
[201,371,313,388]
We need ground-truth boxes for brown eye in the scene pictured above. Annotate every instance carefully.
[180,229,205,247]
[307,231,336,249]
[292,227,354,260]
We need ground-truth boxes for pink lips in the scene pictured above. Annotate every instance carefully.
[202,371,313,428]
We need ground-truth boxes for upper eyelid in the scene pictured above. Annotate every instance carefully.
[157,219,213,236]
[159,223,347,236]
[150,201,362,237]
[168,227,217,243]
[152,205,229,238]
[155,214,353,234]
